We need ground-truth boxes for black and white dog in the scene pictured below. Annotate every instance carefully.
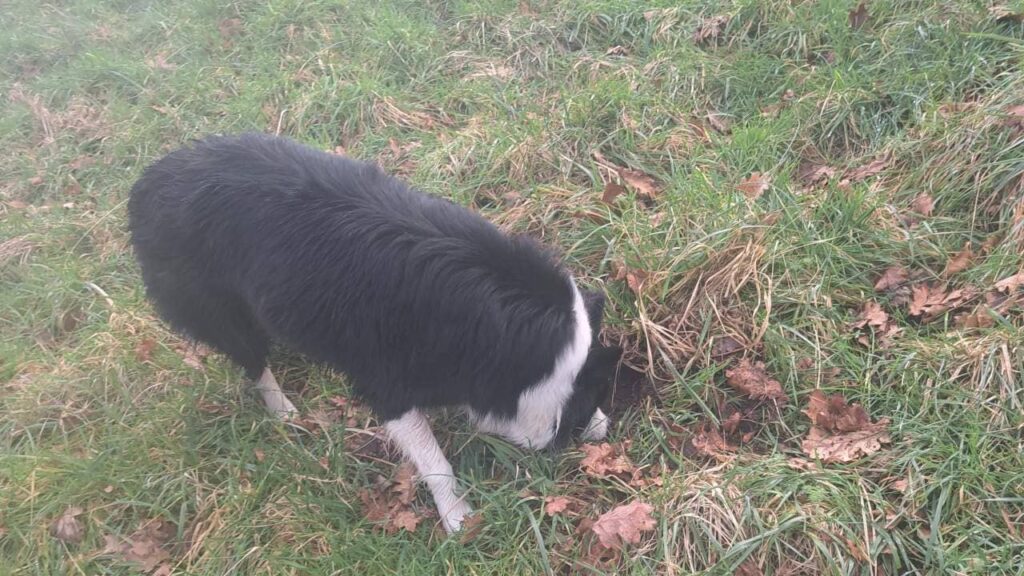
[127,133,620,533]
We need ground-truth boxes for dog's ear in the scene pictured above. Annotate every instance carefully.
[581,289,606,333]
[583,345,621,381]
[580,345,621,406]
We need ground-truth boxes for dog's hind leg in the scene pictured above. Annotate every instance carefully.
[254,368,298,420]
[385,409,472,534]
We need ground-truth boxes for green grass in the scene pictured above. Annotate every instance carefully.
[3,0,1024,573]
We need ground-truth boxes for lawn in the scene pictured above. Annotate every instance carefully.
[2,0,1024,574]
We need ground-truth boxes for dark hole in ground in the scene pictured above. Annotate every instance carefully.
[603,364,658,420]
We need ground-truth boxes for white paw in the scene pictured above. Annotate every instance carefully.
[440,500,473,535]
[580,408,610,441]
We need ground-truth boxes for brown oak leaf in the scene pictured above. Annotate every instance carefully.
[724,358,788,402]
[846,155,888,181]
[851,301,888,330]
[590,502,656,550]
[544,496,575,516]
[579,442,634,477]
[358,463,425,533]
[102,518,175,572]
[994,272,1024,293]
[50,506,85,544]
[801,391,890,463]
[908,283,974,321]
[736,171,770,200]
[942,243,974,277]
[797,162,836,188]
[618,168,660,199]
[692,15,729,44]
[601,181,626,205]
[683,420,737,462]
[801,420,891,463]
[874,266,909,292]
[911,193,934,217]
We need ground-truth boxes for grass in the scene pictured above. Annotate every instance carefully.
[2,0,1024,573]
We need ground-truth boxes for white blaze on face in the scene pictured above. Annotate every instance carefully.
[474,282,592,448]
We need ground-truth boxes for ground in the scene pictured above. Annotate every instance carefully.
[2,0,1023,574]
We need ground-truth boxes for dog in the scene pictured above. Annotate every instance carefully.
[127,133,621,533]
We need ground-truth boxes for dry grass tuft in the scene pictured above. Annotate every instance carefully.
[0,235,35,268]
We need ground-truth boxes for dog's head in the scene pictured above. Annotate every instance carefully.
[547,289,621,450]
[471,286,621,450]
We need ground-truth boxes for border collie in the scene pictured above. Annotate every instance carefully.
[127,133,620,533]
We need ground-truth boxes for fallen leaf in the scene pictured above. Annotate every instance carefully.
[797,162,836,187]
[692,15,729,44]
[801,391,891,463]
[954,307,995,329]
[592,151,661,199]
[590,502,656,550]
[29,175,44,186]
[911,193,934,217]
[612,261,649,296]
[135,338,157,362]
[874,266,909,292]
[725,358,788,402]
[102,518,174,571]
[391,510,421,532]
[851,301,888,330]
[710,335,744,358]
[579,442,634,477]
[942,243,974,277]
[618,169,660,199]
[994,272,1024,293]
[706,111,731,134]
[803,390,870,433]
[7,200,29,210]
[683,420,737,462]
[218,18,243,39]
[601,181,626,205]
[801,420,890,463]
[50,506,85,544]
[358,463,425,534]
[846,155,888,181]
[786,457,819,472]
[253,448,265,463]
[392,462,416,505]
[68,155,95,170]
[458,514,486,544]
[544,496,574,516]
[147,52,177,71]
[848,1,870,29]
[908,283,975,321]
[736,172,770,200]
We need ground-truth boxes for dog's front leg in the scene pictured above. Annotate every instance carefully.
[384,409,472,534]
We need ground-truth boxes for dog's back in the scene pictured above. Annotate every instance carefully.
[128,133,576,420]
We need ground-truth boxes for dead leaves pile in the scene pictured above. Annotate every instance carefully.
[546,494,657,568]
[50,507,177,574]
[801,391,891,463]
[358,462,427,534]
[101,518,176,574]
[868,256,1023,336]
